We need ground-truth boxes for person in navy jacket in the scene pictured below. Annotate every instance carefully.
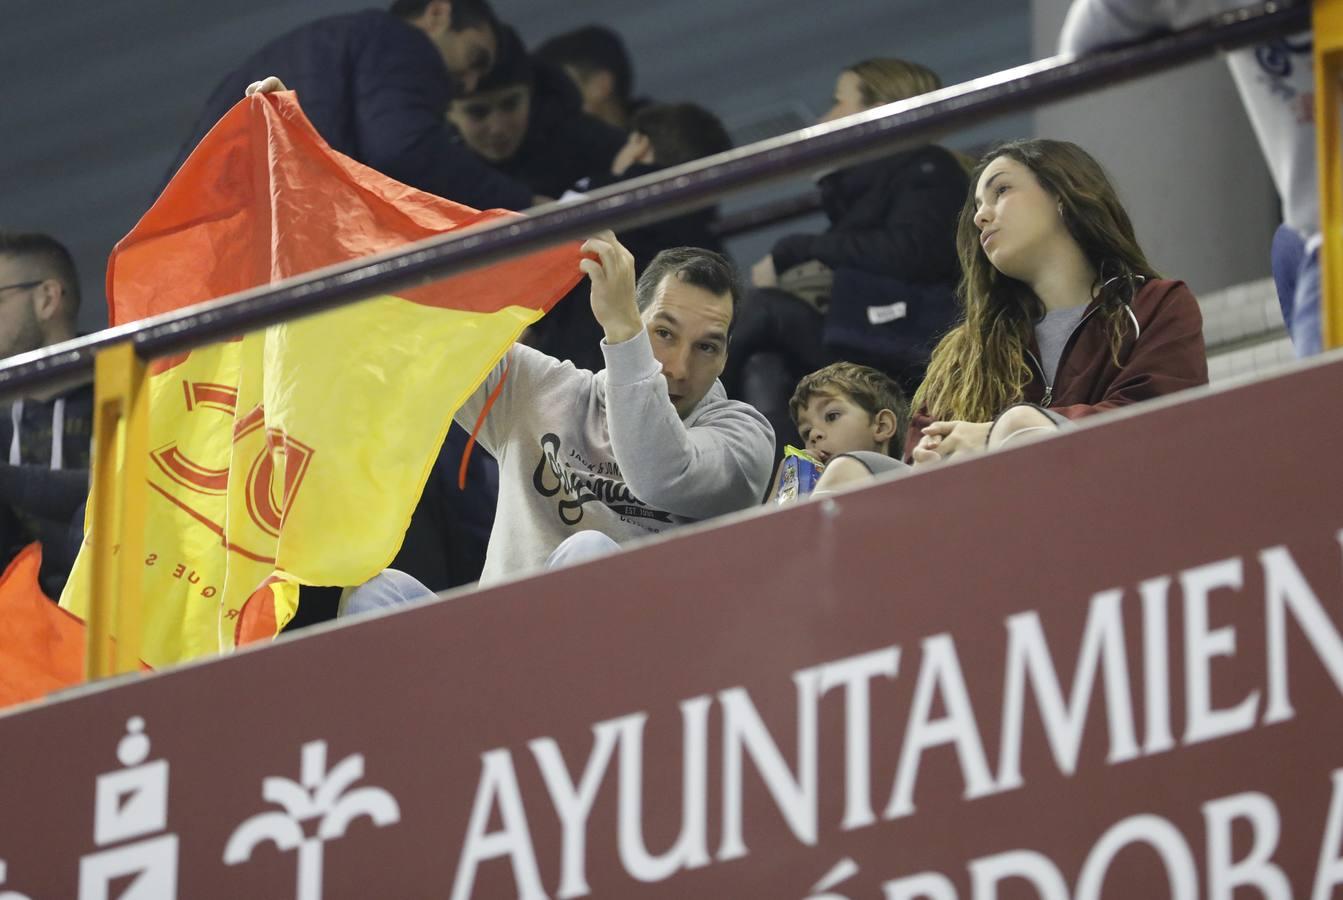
[165,0,541,211]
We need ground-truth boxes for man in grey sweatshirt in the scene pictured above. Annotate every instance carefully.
[343,232,774,610]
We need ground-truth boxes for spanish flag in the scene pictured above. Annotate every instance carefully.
[58,92,582,667]
[0,545,83,708]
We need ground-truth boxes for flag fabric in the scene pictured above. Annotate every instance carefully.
[0,544,83,708]
[59,92,583,667]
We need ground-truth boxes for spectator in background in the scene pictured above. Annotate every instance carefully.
[529,104,731,370]
[167,0,543,211]
[447,25,626,373]
[577,102,734,272]
[0,233,92,598]
[1060,0,1318,356]
[447,25,627,199]
[723,59,967,455]
[535,25,644,130]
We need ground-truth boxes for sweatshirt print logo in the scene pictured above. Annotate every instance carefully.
[532,433,672,526]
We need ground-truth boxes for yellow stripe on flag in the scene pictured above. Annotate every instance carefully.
[59,91,581,668]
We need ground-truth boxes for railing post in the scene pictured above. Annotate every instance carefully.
[1316,0,1343,349]
[86,342,148,679]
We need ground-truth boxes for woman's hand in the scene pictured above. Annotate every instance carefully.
[911,420,992,467]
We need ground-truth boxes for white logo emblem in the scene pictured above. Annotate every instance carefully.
[78,717,179,900]
[223,739,401,900]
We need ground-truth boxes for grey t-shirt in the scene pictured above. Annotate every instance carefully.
[453,333,775,585]
[1035,305,1089,386]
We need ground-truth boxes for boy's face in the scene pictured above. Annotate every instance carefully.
[642,274,732,418]
[448,85,532,162]
[795,391,894,463]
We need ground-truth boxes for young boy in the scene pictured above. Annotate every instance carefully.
[771,362,909,502]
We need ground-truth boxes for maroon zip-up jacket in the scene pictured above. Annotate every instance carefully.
[905,278,1208,458]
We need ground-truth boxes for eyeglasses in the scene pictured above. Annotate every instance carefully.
[0,280,44,295]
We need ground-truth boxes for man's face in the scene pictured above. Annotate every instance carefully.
[0,256,47,360]
[438,24,497,94]
[447,85,532,162]
[641,274,732,418]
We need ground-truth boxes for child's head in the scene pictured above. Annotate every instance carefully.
[789,362,909,461]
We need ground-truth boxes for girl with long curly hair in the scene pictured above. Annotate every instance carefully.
[813,138,1209,491]
[906,138,1209,464]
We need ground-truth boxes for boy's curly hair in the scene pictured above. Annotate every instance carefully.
[789,362,910,455]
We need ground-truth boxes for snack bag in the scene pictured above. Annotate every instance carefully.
[775,445,824,504]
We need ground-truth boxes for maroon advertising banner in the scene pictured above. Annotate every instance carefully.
[2,357,1342,899]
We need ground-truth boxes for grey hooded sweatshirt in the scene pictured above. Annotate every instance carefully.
[454,330,775,585]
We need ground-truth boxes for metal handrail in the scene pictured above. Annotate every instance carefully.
[0,0,1309,401]
[711,191,824,239]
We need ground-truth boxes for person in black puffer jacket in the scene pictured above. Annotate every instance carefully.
[722,59,969,456]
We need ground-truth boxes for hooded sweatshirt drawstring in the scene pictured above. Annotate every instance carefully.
[9,397,68,470]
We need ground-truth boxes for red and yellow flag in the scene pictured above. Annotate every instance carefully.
[0,545,84,708]
[59,92,582,667]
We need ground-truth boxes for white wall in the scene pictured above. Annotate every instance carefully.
[1031,0,1280,295]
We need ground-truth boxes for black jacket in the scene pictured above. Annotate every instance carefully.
[0,384,94,598]
[165,10,534,211]
[771,145,968,282]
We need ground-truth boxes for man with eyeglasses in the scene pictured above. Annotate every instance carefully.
[0,233,92,598]
[166,0,545,211]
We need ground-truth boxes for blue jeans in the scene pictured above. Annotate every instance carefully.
[1271,223,1322,357]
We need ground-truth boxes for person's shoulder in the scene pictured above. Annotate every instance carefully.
[513,341,596,385]
[1137,277,1195,304]
[863,144,969,191]
[357,9,440,52]
[1132,278,1203,327]
[685,385,771,430]
[267,9,394,45]
[237,10,412,68]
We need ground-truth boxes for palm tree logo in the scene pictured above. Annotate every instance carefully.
[223,739,400,900]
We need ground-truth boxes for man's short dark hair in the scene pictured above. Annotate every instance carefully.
[389,0,497,31]
[464,25,532,95]
[635,247,740,335]
[534,26,633,103]
[0,232,80,315]
[631,104,732,169]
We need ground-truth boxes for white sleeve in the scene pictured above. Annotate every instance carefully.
[602,329,774,519]
[1059,0,1185,53]
[452,343,553,456]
